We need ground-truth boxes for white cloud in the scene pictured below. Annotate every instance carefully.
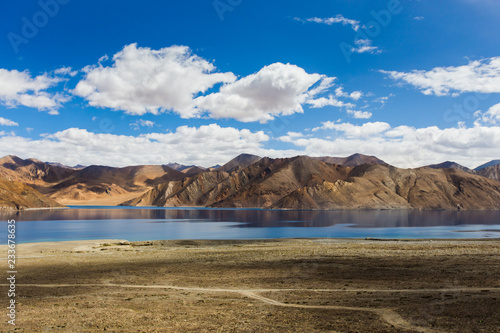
[0,124,299,167]
[296,15,362,31]
[374,93,394,107]
[54,67,78,77]
[474,103,500,125]
[308,77,336,97]
[414,16,425,20]
[381,57,500,96]
[73,43,237,117]
[334,87,362,100]
[349,91,363,100]
[351,39,381,54]
[347,110,372,119]
[194,63,324,123]
[0,69,68,113]
[73,44,345,123]
[285,131,304,138]
[139,119,154,127]
[281,121,500,168]
[0,117,19,126]
[312,121,391,137]
[306,95,355,109]
[131,119,155,130]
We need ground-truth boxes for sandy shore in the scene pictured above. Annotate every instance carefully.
[1,238,499,332]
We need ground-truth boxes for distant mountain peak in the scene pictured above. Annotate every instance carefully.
[313,153,387,167]
[426,161,473,173]
[475,160,500,171]
[219,153,262,172]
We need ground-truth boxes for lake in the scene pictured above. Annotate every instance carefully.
[1,206,500,243]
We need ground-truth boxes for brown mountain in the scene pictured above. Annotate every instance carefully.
[0,179,64,210]
[181,166,207,176]
[0,155,77,186]
[218,153,262,172]
[0,156,192,205]
[312,153,388,167]
[4,154,500,209]
[122,156,500,210]
[273,164,500,210]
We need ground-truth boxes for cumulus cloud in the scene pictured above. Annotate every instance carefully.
[194,63,324,123]
[0,117,19,126]
[0,69,68,114]
[73,44,350,123]
[73,43,237,117]
[347,110,372,119]
[474,103,500,125]
[281,121,500,168]
[381,57,500,96]
[296,15,362,31]
[0,124,298,167]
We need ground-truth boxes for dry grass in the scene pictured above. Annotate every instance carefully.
[1,238,499,332]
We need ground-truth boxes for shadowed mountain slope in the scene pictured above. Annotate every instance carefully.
[426,161,474,174]
[0,156,197,204]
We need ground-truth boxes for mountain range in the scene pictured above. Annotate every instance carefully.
[1,153,500,210]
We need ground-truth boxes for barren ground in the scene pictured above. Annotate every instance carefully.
[1,238,499,332]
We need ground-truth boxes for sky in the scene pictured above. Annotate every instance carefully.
[0,0,500,168]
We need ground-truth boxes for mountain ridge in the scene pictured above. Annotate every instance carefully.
[2,154,500,208]
[122,156,500,210]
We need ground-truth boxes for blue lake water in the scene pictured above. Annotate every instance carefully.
[1,206,500,243]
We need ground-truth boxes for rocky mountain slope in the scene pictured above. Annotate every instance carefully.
[122,156,500,210]
[0,179,64,210]
[3,154,500,209]
[0,156,201,205]
[477,164,500,181]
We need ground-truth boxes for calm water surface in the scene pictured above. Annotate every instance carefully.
[1,206,500,243]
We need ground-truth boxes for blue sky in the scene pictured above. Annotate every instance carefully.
[0,0,500,168]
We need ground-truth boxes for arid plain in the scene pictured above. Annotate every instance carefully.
[1,238,499,332]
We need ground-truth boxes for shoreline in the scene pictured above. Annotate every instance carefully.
[3,236,500,246]
[0,206,68,212]
[61,204,500,211]
[2,237,499,254]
